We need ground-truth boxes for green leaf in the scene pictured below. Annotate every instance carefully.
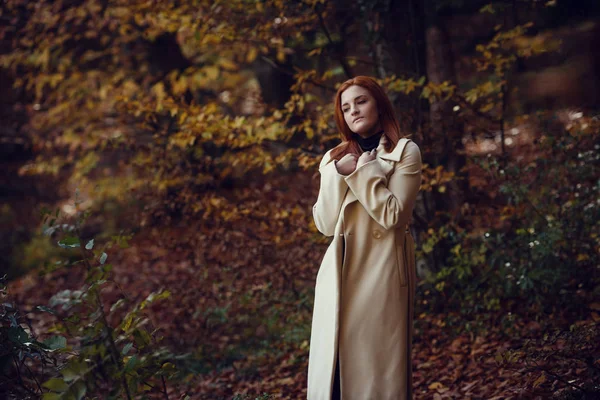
[99,252,107,264]
[141,290,171,309]
[161,362,176,372]
[85,239,94,250]
[42,393,62,400]
[110,298,126,312]
[43,335,67,350]
[61,360,87,382]
[133,328,151,348]
[72,381,87,400]
[43,377,69,392]
[8,326,29,344]
[122,342,133,355]
[58,236,80,248]
[39,206,51,218]
[480,4,496,14]
[35,305,57,315]
[124,355,138,372]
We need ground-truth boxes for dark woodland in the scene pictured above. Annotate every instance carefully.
[0,0,599,399]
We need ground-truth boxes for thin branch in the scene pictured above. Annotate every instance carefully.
[259,56,336,93]
[500,81,508,165]
[12,356,37,396]
[75,226,132,400]
[372,42,386,79]
[161,375,169,400]
[23,361,43,394]
[314,4,354,78]
[453,93,502,128]
[525,358,587,393]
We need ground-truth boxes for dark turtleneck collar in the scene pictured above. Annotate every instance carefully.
[353,131,383,152]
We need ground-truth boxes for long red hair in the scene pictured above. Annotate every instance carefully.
[330,76,404,161]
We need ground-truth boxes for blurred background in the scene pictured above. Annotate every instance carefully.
[1,0,599,399]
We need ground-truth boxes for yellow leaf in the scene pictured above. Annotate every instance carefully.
[178,112,188,124]
[428,382,445,390]
[307,48,322,57]
[305,126,314,139]
[204,66,219,80]
[533,373,546,388]
[152,82,165,100]
[577,254,589,262]
[277,377,294,385]
[246,47,258,63]
[276,50,286,63]
[218,58,238,71]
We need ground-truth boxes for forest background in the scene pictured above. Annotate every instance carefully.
[1,0,599,399]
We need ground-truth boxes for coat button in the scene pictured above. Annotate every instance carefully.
[373,229,382,239]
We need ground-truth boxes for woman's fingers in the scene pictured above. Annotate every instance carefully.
[355,150,376,170]
[359,150,376,159]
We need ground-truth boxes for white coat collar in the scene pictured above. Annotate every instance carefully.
[377,136,411,162]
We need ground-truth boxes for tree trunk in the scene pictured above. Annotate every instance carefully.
[425,20,467,214]
[421,10,469,274]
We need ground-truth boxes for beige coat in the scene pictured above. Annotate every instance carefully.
[307,137,422,400]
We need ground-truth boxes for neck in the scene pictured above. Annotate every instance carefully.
[353,130,383,152]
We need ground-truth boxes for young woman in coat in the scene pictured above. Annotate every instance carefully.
[307,76,422,400]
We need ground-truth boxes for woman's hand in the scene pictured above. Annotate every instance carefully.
[335,153,358,175]
[356,149,377,169]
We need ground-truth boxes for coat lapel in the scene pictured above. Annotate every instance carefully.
[376,136,410,178]
[378,136,410,163]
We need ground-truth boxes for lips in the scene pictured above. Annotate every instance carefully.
[353,117,364,123]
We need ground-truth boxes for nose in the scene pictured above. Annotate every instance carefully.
[350,106,359,116]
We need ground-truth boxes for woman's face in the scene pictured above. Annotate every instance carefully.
[340,85,380,138]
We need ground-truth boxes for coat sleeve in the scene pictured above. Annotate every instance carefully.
[312,150,349,237]
[344,141,422,230]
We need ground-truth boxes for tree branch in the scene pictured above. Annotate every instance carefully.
[315,5,354,79]
[259,56,336,93]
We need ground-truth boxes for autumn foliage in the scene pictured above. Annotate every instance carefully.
[1,0,599,399]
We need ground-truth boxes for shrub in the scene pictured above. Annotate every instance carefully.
[1,197,185,399]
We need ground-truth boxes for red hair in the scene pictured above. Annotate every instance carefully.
[330,76,404,161]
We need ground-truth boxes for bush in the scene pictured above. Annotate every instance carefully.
[1,200,186,399]
[424,112,600,323]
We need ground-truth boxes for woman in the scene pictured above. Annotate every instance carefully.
[307,76,422,400]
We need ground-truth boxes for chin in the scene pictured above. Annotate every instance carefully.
[354,128,376,137]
